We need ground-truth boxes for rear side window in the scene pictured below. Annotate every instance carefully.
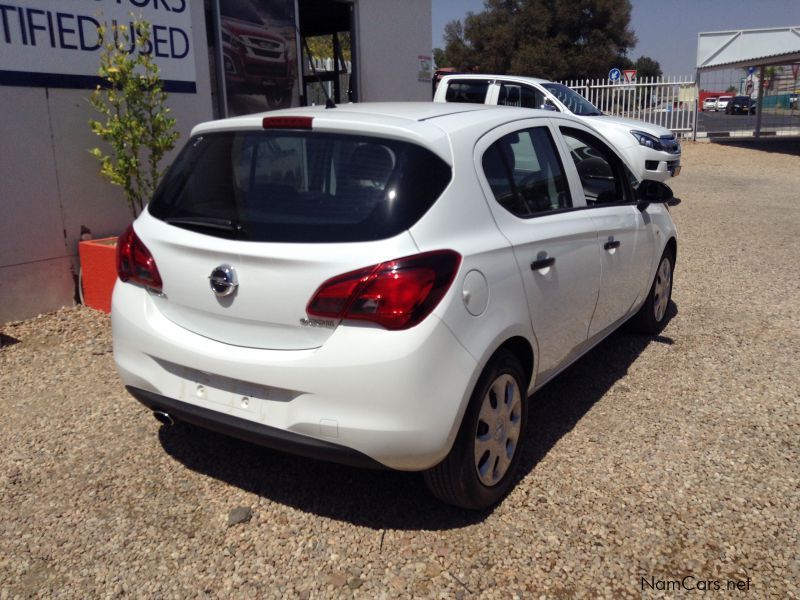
[444,79,491,104]
[497,83,545,109]
[481,127,571,218]
[149,131,452,243]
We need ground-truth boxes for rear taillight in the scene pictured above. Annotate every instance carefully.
[307,250,461,331]
[116,224,163,293]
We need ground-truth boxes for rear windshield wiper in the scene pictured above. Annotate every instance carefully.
[163,216,244,234]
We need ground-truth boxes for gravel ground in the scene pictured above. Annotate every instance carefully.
[1,140,798,599]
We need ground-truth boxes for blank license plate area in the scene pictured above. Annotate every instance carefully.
[182,368,269,413]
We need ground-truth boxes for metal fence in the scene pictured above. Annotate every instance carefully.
[561,76,697,138]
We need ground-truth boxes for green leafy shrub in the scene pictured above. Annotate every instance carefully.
[89,20,179,218]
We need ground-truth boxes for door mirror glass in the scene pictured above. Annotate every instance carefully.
[636,180,674,204]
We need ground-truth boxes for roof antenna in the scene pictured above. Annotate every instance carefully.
[301,35,337,109]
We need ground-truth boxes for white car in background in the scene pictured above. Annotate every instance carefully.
[113,103,677,509]
[702,96,718,111]
[715,96,733,112]
[434,74,682,182]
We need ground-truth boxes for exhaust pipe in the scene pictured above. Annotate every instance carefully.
[153,411,175,427]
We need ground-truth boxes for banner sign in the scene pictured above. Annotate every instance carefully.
[0,0,196,93]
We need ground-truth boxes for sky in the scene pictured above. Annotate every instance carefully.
[431,0,800,76]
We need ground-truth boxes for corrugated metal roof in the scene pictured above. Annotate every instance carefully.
[697,26,800,71]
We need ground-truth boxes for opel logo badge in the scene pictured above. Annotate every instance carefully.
[209,264,238,297]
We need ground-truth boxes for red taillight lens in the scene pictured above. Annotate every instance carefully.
[307,250,461,331]
[116,224,163,292]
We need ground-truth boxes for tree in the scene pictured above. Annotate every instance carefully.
[305,33,351,63]
[439,0,637,80]
[634,56,662,79]
[433,48,447,68]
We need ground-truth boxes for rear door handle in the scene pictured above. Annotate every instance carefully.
[531,256,556,270]
[604,240,621,250]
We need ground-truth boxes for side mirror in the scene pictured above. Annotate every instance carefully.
[540,101,558,112]
[636,179,674,211]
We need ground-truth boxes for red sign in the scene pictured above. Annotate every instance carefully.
[623,69,637,84]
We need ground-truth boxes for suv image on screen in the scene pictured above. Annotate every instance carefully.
[220,0,294,109]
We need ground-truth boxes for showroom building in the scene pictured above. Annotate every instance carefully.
[0,0,433,322]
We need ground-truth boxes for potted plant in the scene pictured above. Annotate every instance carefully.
[81,19,178,313]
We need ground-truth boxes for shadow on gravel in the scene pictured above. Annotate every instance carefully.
[0,333,21,348]
[713,138,800,157]
[158,301,678,530]
[514,301,678,488]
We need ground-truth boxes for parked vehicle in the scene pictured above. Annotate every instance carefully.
[725,96,756,115]
[434,74,681,183]
[112,103,678,510]
[702,97,718,111]
[714,96,733,112]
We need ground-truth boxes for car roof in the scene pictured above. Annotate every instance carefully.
[194,102,494,134]
[440,73,551,85]
[192,102,581,138]
[190,102,609,167]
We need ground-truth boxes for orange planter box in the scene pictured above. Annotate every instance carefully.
[78,237,118,314]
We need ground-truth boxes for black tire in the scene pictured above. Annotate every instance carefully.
[424,349,528,510]
[630,249,674,334]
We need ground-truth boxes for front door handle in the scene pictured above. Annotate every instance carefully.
[604,240,621,250]
[531,256,556,270]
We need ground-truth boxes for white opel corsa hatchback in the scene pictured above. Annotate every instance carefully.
[113,103,677,509]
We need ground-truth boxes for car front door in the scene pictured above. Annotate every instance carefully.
[476,122,601,382]
[555,125,657,338]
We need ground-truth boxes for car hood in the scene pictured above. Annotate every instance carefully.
[586,115,675,138]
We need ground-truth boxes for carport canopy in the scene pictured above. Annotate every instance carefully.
[696,26,800,71]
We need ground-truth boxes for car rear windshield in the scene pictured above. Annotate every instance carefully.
[148,131,452,243]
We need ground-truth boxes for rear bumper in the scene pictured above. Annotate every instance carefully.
[128,386,384,469]
[112,281,478,471]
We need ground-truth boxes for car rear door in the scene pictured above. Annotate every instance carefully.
[475,121,601,382]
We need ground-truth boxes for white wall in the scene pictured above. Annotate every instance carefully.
[0,6,214,324]
[355,0,432,102]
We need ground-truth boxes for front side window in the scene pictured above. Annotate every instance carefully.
[559,127,633,205]
[481,127,571,218]
[149,131,452,243]
[444,79,491,104]
[497,83,545,110]
[541,83,603,116]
